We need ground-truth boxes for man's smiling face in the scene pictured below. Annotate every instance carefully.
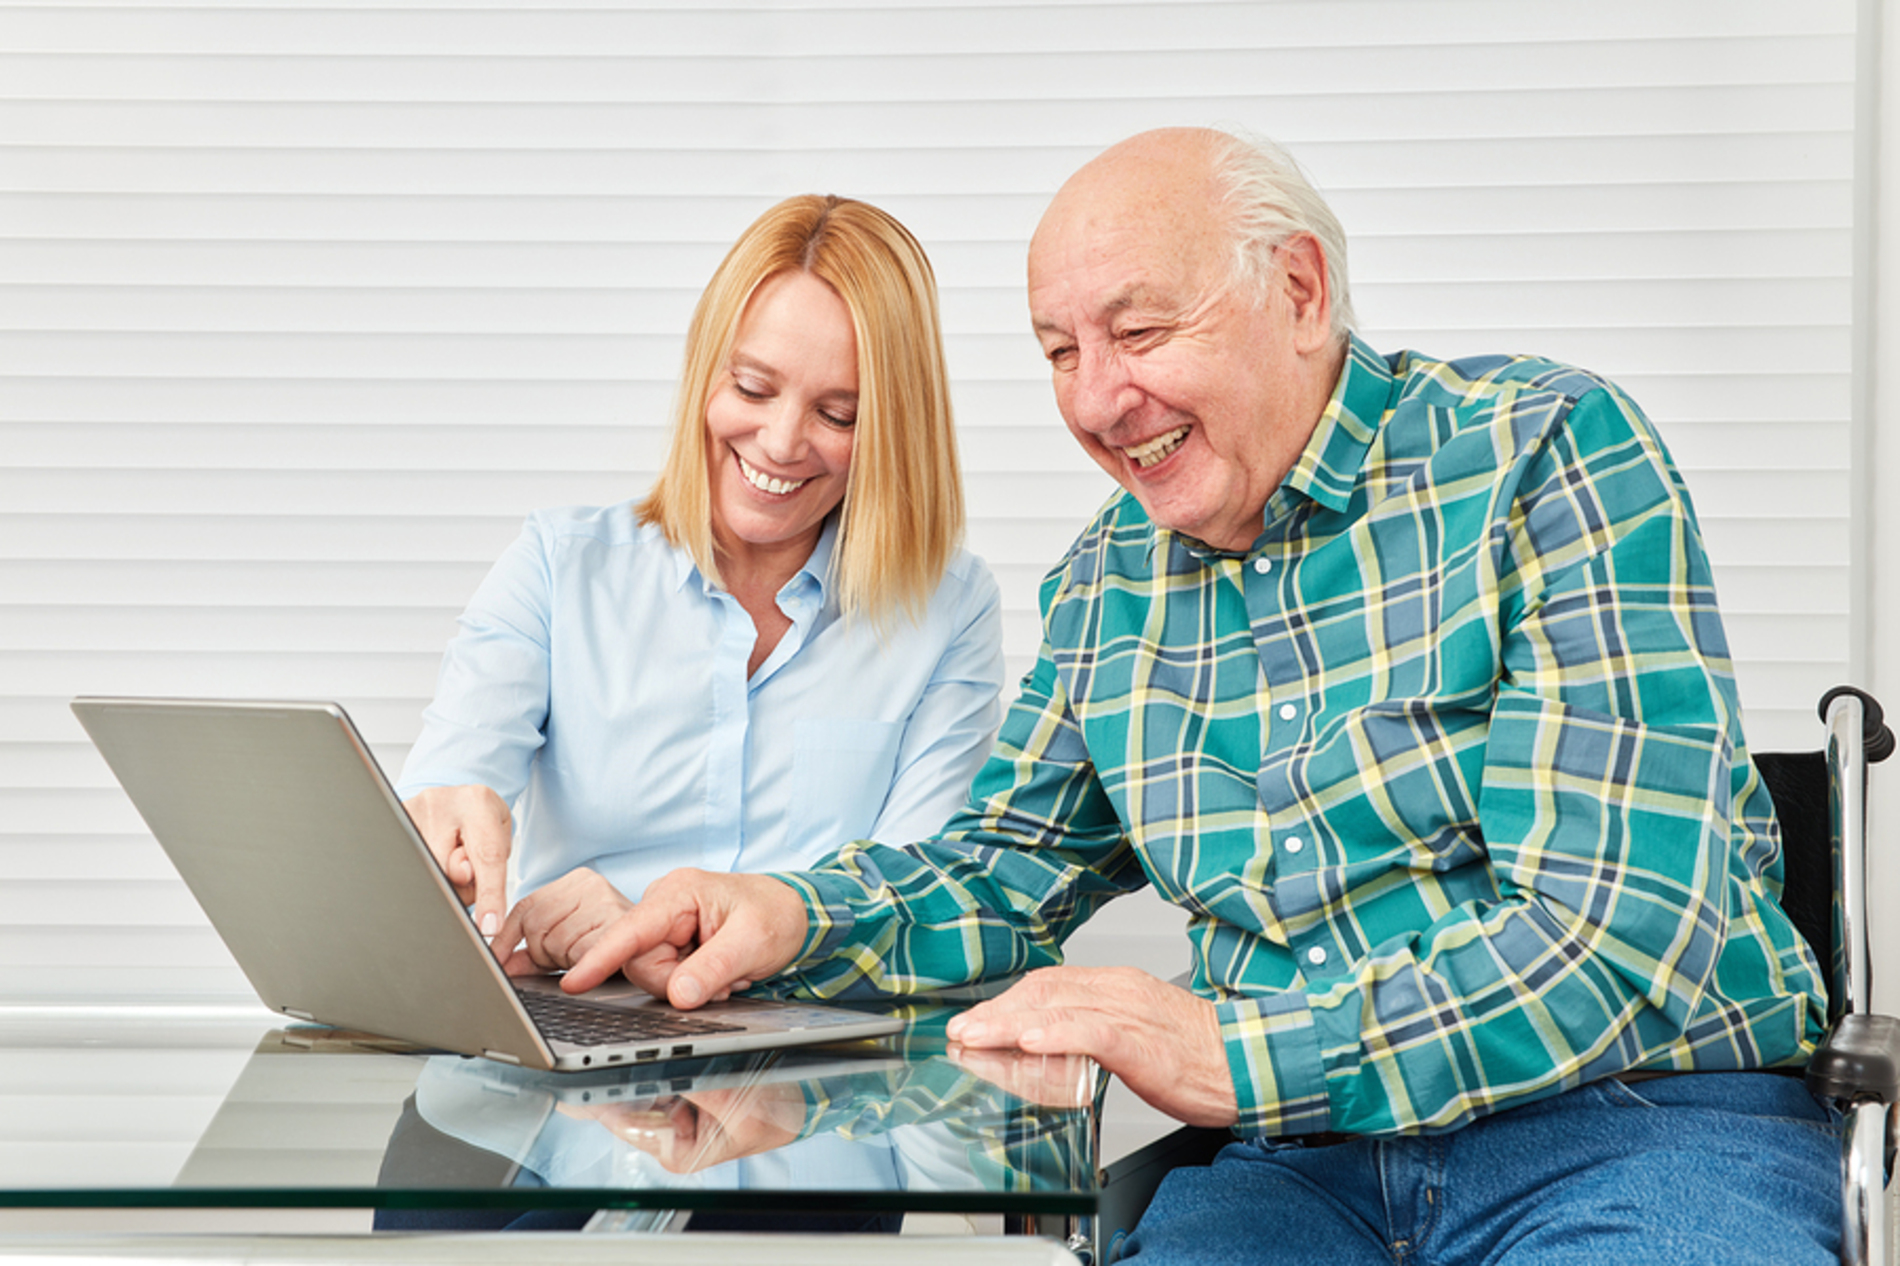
[1027,129,1338,553]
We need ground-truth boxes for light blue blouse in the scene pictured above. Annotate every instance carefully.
[397,502,1006,904]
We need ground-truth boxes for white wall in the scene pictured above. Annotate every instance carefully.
[0,0,1864,1002]
[1867,0,1900,1012]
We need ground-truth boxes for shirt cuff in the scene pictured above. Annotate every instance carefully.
[1217,990,1331,1137]
[767,868,862,962]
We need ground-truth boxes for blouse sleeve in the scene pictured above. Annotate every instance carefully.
[395,514,556,806]
[863,552,1009,844]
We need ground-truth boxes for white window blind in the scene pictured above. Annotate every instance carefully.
[0,0,1860,1004]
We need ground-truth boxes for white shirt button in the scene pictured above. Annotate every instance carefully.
[1279,703,1298,721]
[1252,557,1272,574]
[1285,836,1304,853]
[1306,947,1327,966]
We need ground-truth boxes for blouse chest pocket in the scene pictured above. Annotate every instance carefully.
[788,718,904,853]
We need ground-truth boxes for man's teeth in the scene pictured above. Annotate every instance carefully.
[1126,426,1190,469]
[739,456,808,495]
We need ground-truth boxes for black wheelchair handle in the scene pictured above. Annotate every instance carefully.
[1819,685,1896,764]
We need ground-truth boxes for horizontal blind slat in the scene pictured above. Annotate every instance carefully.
[0,0,1858,1002]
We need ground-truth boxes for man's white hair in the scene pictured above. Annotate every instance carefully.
[1209,131,1357,340]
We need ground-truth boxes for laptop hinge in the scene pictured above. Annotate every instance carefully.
[484,1049,523,1066]
[282,1007,316,1022]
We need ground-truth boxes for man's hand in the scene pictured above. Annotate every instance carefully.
[404,785,513,938]
[944,1047,1097,1110]
[944,966,1239,1128]
[490,866,632,977]
[562,868,811,1007]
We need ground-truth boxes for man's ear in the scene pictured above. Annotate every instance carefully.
[1275,233,1333,353]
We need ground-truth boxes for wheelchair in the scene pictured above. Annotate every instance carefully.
[1094,687,1900,1266]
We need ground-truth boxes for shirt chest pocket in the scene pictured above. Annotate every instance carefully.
[788,718,904,852]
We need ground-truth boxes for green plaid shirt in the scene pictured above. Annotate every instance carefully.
[775,335,1826,1138]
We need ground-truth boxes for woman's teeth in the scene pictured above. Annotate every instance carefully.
[1126,426,1190,469]
[739,456,808,495]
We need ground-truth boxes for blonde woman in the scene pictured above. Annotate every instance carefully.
[398,196,1004,970]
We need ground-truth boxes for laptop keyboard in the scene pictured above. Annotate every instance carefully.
[515,987,749,1046]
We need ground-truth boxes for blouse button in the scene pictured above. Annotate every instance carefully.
[1306,946,1328,967]
[1278,702,1299,721]
[1252,557,1272,574]
[1284,836,1304,854]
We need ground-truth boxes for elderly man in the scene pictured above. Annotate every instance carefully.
[531,128,1837,1261]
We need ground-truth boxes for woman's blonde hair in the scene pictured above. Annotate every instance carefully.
[638,195,964,623]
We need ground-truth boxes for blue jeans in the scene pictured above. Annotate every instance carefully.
[1121,1072,1839,1265]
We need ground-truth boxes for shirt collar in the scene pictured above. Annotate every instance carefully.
[1277,331,1391,515]
[1158,332,1393,563]
[793,514,839,606]
[671,513,839,604]
[656,518,698,593]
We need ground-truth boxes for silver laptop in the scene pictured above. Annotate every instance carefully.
[70,696,904,1072]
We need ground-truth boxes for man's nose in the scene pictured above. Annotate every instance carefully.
[1064,345,1141,436]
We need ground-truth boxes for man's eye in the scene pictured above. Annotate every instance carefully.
[1045,345,1077,368]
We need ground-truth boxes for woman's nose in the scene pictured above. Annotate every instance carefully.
[755,402,810,465]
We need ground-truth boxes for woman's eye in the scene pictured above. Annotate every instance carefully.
[819,410,856,429]
[732,379,769,401]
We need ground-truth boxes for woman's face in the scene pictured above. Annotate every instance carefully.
[704,269,860,580]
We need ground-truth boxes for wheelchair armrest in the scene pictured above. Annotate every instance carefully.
[1804,1012,1900,1104]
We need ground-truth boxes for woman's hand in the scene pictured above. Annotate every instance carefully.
[403,785,513,938]
[491,867,635,976]
[560,1084,807,1173]
[563,868,810,1006]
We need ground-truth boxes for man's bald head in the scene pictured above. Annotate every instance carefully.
[1024,128,1350,552]
[1033,128,1355,342]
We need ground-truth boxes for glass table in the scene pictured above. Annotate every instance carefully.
[0,997,1101,1248]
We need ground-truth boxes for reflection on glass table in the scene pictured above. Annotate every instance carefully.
[379,996,1096,1223]
[0,998,1100,1229]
